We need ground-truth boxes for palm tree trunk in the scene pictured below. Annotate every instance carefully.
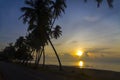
[42,47,45,67]
[35,50,38,65]
[30,51,34,65]
[48,38,62,71]
[36,49,42,67]
[51,17,56,29]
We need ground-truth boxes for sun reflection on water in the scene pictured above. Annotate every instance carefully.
[78,61,84,68]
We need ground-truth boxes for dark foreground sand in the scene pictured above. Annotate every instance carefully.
[0,73,3,80]
[80,68,120,80]
[0,62,120,80]
[38,65,120,80]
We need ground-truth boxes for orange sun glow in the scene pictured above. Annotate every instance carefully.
[76,50,83,56]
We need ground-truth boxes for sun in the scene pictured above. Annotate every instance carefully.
[76,50,83,56]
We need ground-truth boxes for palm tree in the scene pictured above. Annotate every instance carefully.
[50,0,66,28]
[20,0,66,70]
[3,43,16,61]
[84,0,113,8]
[25,32,46,67]
[15,36,25,49]
[52,25,62,39]
[15,36,33,64]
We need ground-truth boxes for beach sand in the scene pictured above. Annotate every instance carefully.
[36,65,120,80]
[1,62,120,80]
[0,73,3,80]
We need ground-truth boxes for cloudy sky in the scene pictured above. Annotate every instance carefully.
[0,0,120,65]
[54,0,120,60]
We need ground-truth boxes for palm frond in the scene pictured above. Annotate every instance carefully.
[52,25,62,39]
[107,0,113,8]
[25,0,34,7]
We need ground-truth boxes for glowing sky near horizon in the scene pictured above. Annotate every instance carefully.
[0,0,120,63]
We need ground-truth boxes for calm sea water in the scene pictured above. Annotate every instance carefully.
[43,61,120,72]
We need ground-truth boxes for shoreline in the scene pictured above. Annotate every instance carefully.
[1,62,120,80]
[35,64,120,80]
[40,64,120,72]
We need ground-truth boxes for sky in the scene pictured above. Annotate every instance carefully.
[0,0,120,69]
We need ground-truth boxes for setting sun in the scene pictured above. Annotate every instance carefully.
[76,50,83,56]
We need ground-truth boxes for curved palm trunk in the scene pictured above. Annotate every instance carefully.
[51,17,56,29]
[42,47,45,67]
[48,38,62,71]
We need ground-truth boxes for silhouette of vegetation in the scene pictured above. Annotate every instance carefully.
[84,0,113,8]
[0,37,33,64]
[19,0,66,70]
[0,43,16,62]
[15,36,33,64]
[0,0,115,71]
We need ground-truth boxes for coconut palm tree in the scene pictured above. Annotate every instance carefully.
[48,25,62,70]
[20,0,66,70]
[15,36,33,64]
[52,25,62,39]
[3,43,16,61]
[50,0,66,28]
[25,32,46,67]
[84,0,113,8]
[15,36,25,49]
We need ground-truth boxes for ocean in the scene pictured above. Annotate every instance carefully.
[42,60,120,72]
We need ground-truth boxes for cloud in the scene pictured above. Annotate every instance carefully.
[82,48,113,58]
[45,53,78,62]
[81,47,120,62]
[55,43,63,46]
[84,48,110,53]
[88,55,120,64]
[70,40,78,44]
[84,16,100,22]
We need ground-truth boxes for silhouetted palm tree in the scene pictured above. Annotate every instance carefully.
[52,25,62,39]
[84,0,113,8]
[50,0,66,28]
[15,36,33,64]
[25,32,45,66]
[3,43,16,61]
[20,0,66,70]
[15,36,25,49]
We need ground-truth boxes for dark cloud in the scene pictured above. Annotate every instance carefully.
[84,48,111,54]
[45,53,78,62]
[81,47,119,59]
[54,43,63,46]
[88,56,120,64]
[71,40,78,44]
